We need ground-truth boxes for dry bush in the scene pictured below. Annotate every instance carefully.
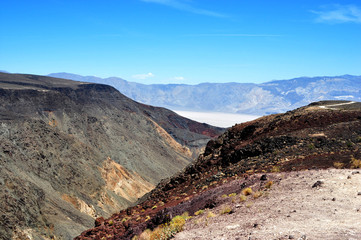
[253,191,263,199]
[241,187,253,196]
[351,156,361,168]
[220,205,232,215]
[333,162,344,169]
[265,181,273,188]
[148,214,187,240]
[194,209,204,216]
[239,195,247,202]
[207,211,216,218]
[271,166,281,172]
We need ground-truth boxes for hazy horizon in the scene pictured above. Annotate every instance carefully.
[174,110,260,128]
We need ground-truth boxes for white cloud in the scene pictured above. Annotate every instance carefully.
[311,4,361,24]
[173,76,185,81]
[131,72,155,80]
[141,0,226,18]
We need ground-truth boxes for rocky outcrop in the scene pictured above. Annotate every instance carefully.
[0,73,223,240]
[76,101,361,239]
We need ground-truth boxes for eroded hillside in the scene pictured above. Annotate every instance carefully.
[76,101,361,239]
[0,73,223,240]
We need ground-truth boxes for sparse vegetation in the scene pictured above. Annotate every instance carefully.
[333,162,344,169]
[242,187,253,196]
[207,211,216,218]
[246,202,253,208]
[253,191,263,199]
[194,209,204,216]
[147,214,187,240]
[239,195,247,202]
[220,205,232,215]
[228,193,237,197]
[350,156,361,168]
[265,181,273,188]
[271,166,280,172]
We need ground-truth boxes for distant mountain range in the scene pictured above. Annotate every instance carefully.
[49,73,361,115]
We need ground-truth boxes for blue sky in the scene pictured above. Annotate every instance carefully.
[1,0,360,84]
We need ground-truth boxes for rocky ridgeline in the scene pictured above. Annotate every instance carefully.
[76,101,361,239]
[0,73,223,240]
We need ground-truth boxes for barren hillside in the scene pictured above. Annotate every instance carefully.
[76,101,361,239]
[0,73,223,240]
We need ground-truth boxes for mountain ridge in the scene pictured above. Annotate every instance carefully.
[0,72,223,239]
[48,72,361,115]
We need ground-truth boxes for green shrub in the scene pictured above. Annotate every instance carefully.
[194,210,204,216]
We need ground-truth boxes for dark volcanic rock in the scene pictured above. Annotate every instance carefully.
[76,100,361,239]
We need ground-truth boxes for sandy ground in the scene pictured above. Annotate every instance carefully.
[174,169,361,240]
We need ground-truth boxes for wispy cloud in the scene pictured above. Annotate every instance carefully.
[185,33,282,37]
[172,76,185,81]
[141,0,226,18]
[311,4,361,24]
[132,72,155,80]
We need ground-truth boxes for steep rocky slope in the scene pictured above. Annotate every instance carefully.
[0,73,223,240]
[76,100,361,239]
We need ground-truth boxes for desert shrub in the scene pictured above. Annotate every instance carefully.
[265,181,273,188]
[207,211,216,218]
[221,194,228,198]
[170,215,186,232]
[194,209,204,216]
[333,162,344,169]
[152,205,157,210]
[241,187,253,196]
[148,214,187,240]
[271,166,280,172]
[239,195,247,202]
[228,193,237,197]
[253,191,263,199]
[351,156,361,168]
[220,205,232,215]
[108,220,113,226]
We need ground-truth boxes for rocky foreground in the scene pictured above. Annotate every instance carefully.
[175,169,361,240]
[77,100,361,239]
